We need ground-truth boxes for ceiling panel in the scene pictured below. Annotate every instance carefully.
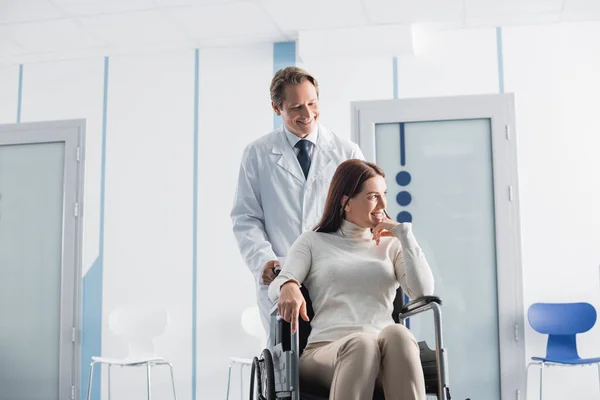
[465,0,564,17]
[562,0,600,20]
[167,2,282,40]
[79,9,190,45]
[196,35,285,47]
[0,59,13,71]
[467,11,561,28]
[258,0,368,32]
[0,0,67,24]
[0,33,27,56]
[153,0,231,6]
[51,0,157,16]
[2,0,600,67]
[363,0,464,25]
[0,19,106,52]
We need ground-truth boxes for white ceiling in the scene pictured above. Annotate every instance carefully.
[1,0,600,65]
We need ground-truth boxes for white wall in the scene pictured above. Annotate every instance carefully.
[17,58,105,274]
[0,65,19,124]
[102,50,195,400]
[196,44,273,398]
[300,57,393,141]
[504,22,600,400]
[396,27,499,97]
[0,20,599,400]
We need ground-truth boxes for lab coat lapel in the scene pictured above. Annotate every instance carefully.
[305,125,335,187]
[271,128,305,184]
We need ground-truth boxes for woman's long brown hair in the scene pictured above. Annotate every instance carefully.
[313,159,386,233]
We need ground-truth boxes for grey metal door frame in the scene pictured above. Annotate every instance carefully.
[351,94,526,400]
[0,119,86,400]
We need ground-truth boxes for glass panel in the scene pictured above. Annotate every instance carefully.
[376,120,500,399]
[0,142,65,399]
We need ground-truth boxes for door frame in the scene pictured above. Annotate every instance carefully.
[0,119,86,400]
[351,94,526,400]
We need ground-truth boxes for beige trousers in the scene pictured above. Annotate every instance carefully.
[299,324,426,400]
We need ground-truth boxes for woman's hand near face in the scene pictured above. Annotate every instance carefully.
[372,218,399,245]
[277,281,309,333]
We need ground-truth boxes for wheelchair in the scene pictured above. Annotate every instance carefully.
[250,285,453,400]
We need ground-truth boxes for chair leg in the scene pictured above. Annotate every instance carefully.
[240,364,244,400]
[596,363,600,397]
[146,363,152,400]
[539,362,545,400]
[107,364,112,400]
[525,362,534,400]
[226,362,232,400]
[86,362,96,400]
[166,363,177,400]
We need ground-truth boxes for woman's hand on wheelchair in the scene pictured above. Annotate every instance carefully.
[278,281,310,334]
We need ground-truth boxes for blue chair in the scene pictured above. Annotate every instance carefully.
[527,302,600,399]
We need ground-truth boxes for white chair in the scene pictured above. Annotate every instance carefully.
[226,306,266,399]
[226,357,253,400]
[86,305,177,400]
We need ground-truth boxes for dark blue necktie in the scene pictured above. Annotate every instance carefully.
[295,139,311,179]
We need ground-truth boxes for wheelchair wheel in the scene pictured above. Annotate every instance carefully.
[250,356,259,400]
[260,349,275,400]
[249,350,275,400]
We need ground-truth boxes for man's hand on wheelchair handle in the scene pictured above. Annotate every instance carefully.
[261,260,280,285]
[278,281,309,334]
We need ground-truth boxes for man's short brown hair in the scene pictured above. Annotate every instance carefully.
[270,66,320,108]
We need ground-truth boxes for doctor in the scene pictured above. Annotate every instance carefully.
[231,66,364,344]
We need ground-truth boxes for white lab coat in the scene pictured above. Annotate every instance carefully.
[231,124,364,342]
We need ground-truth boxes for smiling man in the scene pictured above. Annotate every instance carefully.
[231,67,364,345]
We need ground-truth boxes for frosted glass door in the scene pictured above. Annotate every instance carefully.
[0,142,66,399]
[376,120,500,399]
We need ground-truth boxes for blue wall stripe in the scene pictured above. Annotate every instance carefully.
[393,66,411,326]
[99,56,109,280]
[400,122,406,166]
[191,48,199,400]
[496,27,505,93]
[273,41,296,129]
[81,56,109,400]
[392,56,398,99]
[16,64,23,123]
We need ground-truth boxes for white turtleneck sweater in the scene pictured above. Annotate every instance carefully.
[268,220,435,345]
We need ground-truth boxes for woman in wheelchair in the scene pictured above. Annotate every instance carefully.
[268,159,435,400]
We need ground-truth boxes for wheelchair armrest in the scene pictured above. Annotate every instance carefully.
[270,303,279,316]
[269,303,298,353]
[398,296,442,317]
[396,295,448,397]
